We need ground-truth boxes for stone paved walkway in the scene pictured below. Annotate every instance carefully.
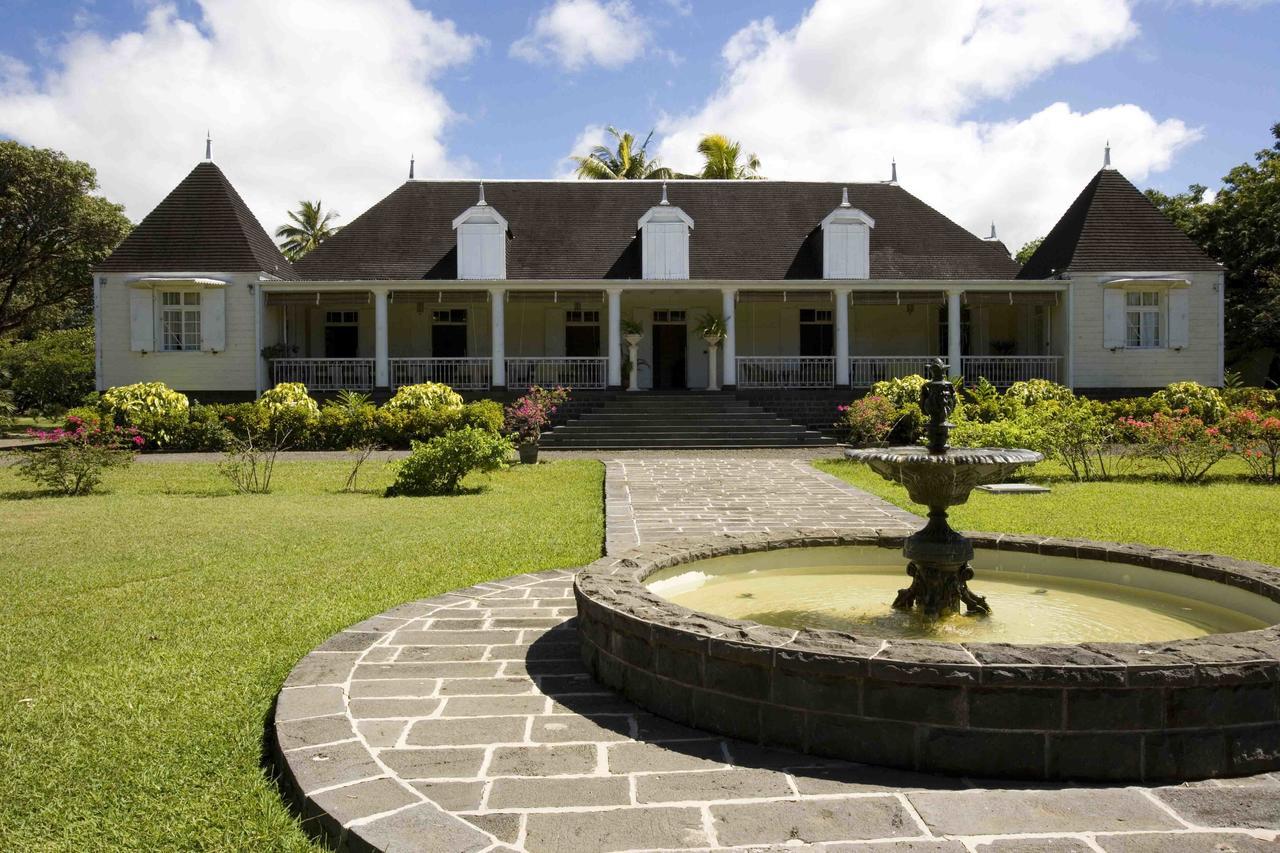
[275,456,1280,853]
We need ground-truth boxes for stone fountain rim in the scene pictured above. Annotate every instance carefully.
[843,446,1045,466]
[574,529,1280,689]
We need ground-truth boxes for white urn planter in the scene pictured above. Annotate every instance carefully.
[624,333,643,392]
[704,334,723,391]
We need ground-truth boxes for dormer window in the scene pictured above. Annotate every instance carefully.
[638,183,693,280]
[820,188,874,279]
[451,183,507,280]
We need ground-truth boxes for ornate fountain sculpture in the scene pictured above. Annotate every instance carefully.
[846,359,1043,616]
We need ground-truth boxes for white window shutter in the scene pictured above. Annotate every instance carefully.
[1167,288,1190,349]
[201,287,226,351]
[130,288,154,351]
[1103,288,1126,349]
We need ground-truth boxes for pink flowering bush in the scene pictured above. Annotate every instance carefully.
[1122,409,1232,483]
[15,415,142,495]
[1223,408,1280,481]
[836,395,898,445]
[504,385,570,445]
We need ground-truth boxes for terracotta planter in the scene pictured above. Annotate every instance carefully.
[519,442,539,464]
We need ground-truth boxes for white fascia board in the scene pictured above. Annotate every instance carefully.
[1099,276,1191,289]
[637,205,694,229]
[820,207,875,229]
[129,276,230,288]
[124,272,234,285]
[263,278,1067,291]
[451,205,508,230]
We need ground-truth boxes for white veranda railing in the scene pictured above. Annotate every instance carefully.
[961,356,1062,388]
[849,356,939,388]
[505,357,607,390]
[735,357,836,389]
[391,358,491,390]
[270,358,375,391]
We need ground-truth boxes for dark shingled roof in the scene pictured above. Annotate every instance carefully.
[1017,168,1219,280]
[96,162,297,279]
[292,180,1020,281]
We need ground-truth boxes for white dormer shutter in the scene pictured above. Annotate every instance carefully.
[1103,288,1126,349]
[200,287,226,351]
[1167,288,1190,349]
[453,204,508,280]
[130,287,154,351]
[820,201,874,280]
[639,197,693,280]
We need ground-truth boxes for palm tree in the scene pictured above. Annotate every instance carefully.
[696,134,763,179]
[275,200,340,261]
[572,127,673,180]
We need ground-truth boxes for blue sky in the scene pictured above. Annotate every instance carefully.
[2,0,1277,248]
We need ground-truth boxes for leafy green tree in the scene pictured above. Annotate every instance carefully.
[0,326,95,412]
[1014,238,1043,266]
[275,200,339,261]
[1147,123,1280,379]
[571,127,673,180]
[696,133,763,179]
[0,141,131,336]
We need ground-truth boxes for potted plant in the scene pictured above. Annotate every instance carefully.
[695,313,726,390]
[621,320,644,391]
[504,385,570,464]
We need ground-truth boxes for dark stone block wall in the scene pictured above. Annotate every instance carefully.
[576,531,1280,783]
[737,389,851,434]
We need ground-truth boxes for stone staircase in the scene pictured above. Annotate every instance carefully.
[540,392,836,449]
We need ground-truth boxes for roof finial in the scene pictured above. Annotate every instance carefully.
[409,154,415,180]
[660,180,669,205]
[1104,140,1112,169]
[205,131,212,161]
[890,158,898,185]
[986,221,998,241]
[477,181,487,206]
[840,187,850,207]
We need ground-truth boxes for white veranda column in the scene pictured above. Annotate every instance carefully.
[490,286,507,388]
[607,289,622,387]
[721,287,737,387]
[707,341,720,391]
[373,287,390,388]
[254,283,266,395]
[947,289,963,379]
[834,287,851,386]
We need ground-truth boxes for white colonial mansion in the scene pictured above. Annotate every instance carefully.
[93,151,1223,400]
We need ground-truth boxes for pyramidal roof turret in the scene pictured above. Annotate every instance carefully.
[1017,166,1218,279]
[97,160,296,279]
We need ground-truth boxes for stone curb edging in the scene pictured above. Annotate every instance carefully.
[575,529,1280,783]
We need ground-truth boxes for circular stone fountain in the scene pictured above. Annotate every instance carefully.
[575,362,1280,782]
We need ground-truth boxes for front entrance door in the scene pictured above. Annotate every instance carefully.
[432,309,468,358]
[651,322,687,389]
[324,310,359,357]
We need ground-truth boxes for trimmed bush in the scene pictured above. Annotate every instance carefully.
[460,399,504,434]
[100,382,190,447]
[837,395,897,445]
[1152,381,1227,425]
[256,382,319,442]
[870,374,927,409]
[384,382,464,413]
[1003,378,1075,408]
[0,327,95,413]
[387,427,511,496]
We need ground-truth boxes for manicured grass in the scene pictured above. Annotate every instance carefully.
[0,459,603,851]
[816,456,1280,566]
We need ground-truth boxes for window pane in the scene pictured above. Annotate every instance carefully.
[184,292,201,306]
[1126,292,1141,306]
[163,292,180,306]
[1144,292,1159,306]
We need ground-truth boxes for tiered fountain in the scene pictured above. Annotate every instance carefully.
[575,363,1280,781]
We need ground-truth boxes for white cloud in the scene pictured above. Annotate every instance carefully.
[510,0,647,71]
[0,0,481,232]
[653,0,1201,251]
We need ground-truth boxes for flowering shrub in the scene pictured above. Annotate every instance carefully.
[383,382,464,413]
[504,385,571,445]
[1223,409,1280,481]
[836,395,897,445]
[1152,381,1228,425]
[15,415,142,495]
[100,382,189,446]
[1123,409,1232,482]
[387,427,511,496]
[1040,399,1131,481]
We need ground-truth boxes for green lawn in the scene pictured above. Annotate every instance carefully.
[816,456,1280,565]
[0,459,603,851]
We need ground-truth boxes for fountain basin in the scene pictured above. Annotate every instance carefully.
[575,531,1280,782]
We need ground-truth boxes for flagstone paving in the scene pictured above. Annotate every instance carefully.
[274,456,1280,852]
